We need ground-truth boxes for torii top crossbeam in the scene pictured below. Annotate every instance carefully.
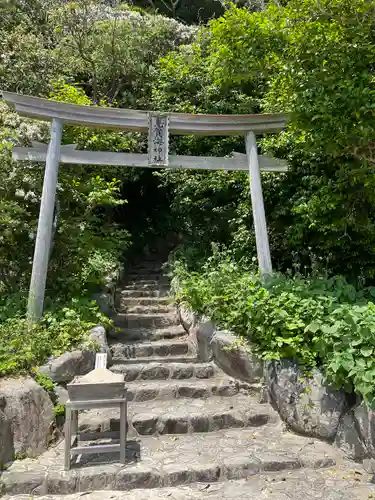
[2,91,288,322]
[3,91,287,135]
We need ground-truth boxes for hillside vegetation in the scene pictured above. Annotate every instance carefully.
[2,0,375,393]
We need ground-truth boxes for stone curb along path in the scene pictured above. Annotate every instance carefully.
[1,257,375,499]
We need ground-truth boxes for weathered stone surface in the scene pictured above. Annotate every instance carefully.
[140,365,170,381]
[118,297,172,313]
[158,414,189,434]
[111,362,213,382]
[115,313,178,330]
[0,377,54,458]
[93,291,116,318]
[89,325,112,366]
[211,331,263,384]
[110,325,185,342]
[0,396,14,465]
[353,401,375,457]
[337,400,375,462]
[177,303,195,334]
[335,410,366,461]
[268,360,346,440]
[188,316,215,362]
[78,395,277,437]
[173,364,194,379]
[0,427,342,495]
[5,467,375,500]
[194,364,215,379]
[38,349,95,383]
[54,385,69,406]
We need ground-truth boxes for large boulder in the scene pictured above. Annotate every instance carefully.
[211,331,263,384]
[353,400,375,457]
[334,400,375,462]
[0,377,54,458]
[93,291,116,318]
[334,409,367,461]
[0,396,14,465]
[188,316,215,362]
[177,303,195,334]
[89,325,112,367]
[267,360,347,440]
[38,349,95,383]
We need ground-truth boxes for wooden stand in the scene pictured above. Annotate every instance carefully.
[64,397,127,471]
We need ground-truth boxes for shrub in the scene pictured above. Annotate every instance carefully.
[174,254,375,407]
[0,296,111,377]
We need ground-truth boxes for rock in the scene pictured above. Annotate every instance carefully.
[363,458,375,473]
[335,401,375,461]
[211,331,263,384]
[38,349,95,383]
[178,303,195,333]
[89,325,112,367]
[54,385,69,406]
[189,316,215,362]
[334,410,366,460]
[0,377,54,458]
[268,360,346,440]
[351,400,375,459]
[0,396,14,465]
[93,291,116,318]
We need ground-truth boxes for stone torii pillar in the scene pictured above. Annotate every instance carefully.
[27,118,63,322]
[245,131,273,276]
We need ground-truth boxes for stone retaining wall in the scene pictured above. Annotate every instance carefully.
[178,304,375,466]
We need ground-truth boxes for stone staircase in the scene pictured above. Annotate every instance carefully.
[1,258,374,499]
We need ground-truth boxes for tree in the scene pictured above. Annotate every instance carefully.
[152,0,375,282]
[54,0,195,105]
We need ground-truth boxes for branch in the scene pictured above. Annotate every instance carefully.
[159,0,173,13]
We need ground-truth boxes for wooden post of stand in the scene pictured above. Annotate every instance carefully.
[27,118,63,322]
[245,131,273,277]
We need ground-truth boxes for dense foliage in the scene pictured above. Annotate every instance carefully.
[153,0,375,282]
[2,0,375,393]
[174,254,375,407]
[0,0,191,375]
[0,297,111,376]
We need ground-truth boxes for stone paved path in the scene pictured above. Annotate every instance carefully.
[1,257,375,498]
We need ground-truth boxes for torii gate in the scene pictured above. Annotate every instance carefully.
[2,92,288,322]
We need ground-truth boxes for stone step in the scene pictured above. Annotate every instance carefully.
[110,362,215,381]
[125,273,166,281]
[79,395,277,437]
[114,313,178,330]
[110,326,186,342]
[125,377,257,402]
[117,297,174,314]
[121,276,170,290]
[122,283,169,292]
[0,427,341,495]
[125,279,166,285]
[120,304,175,314]
[119,297,172,307]
[112,356,196,366]
[5,468,373,499]
[110,338,189,359]
[131,266,164,273]
[120,289,170,298]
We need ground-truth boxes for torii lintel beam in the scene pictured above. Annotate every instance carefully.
[13,144,288,172]
[2,92,287,136]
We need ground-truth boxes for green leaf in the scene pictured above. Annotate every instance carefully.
[360,347,373,357]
